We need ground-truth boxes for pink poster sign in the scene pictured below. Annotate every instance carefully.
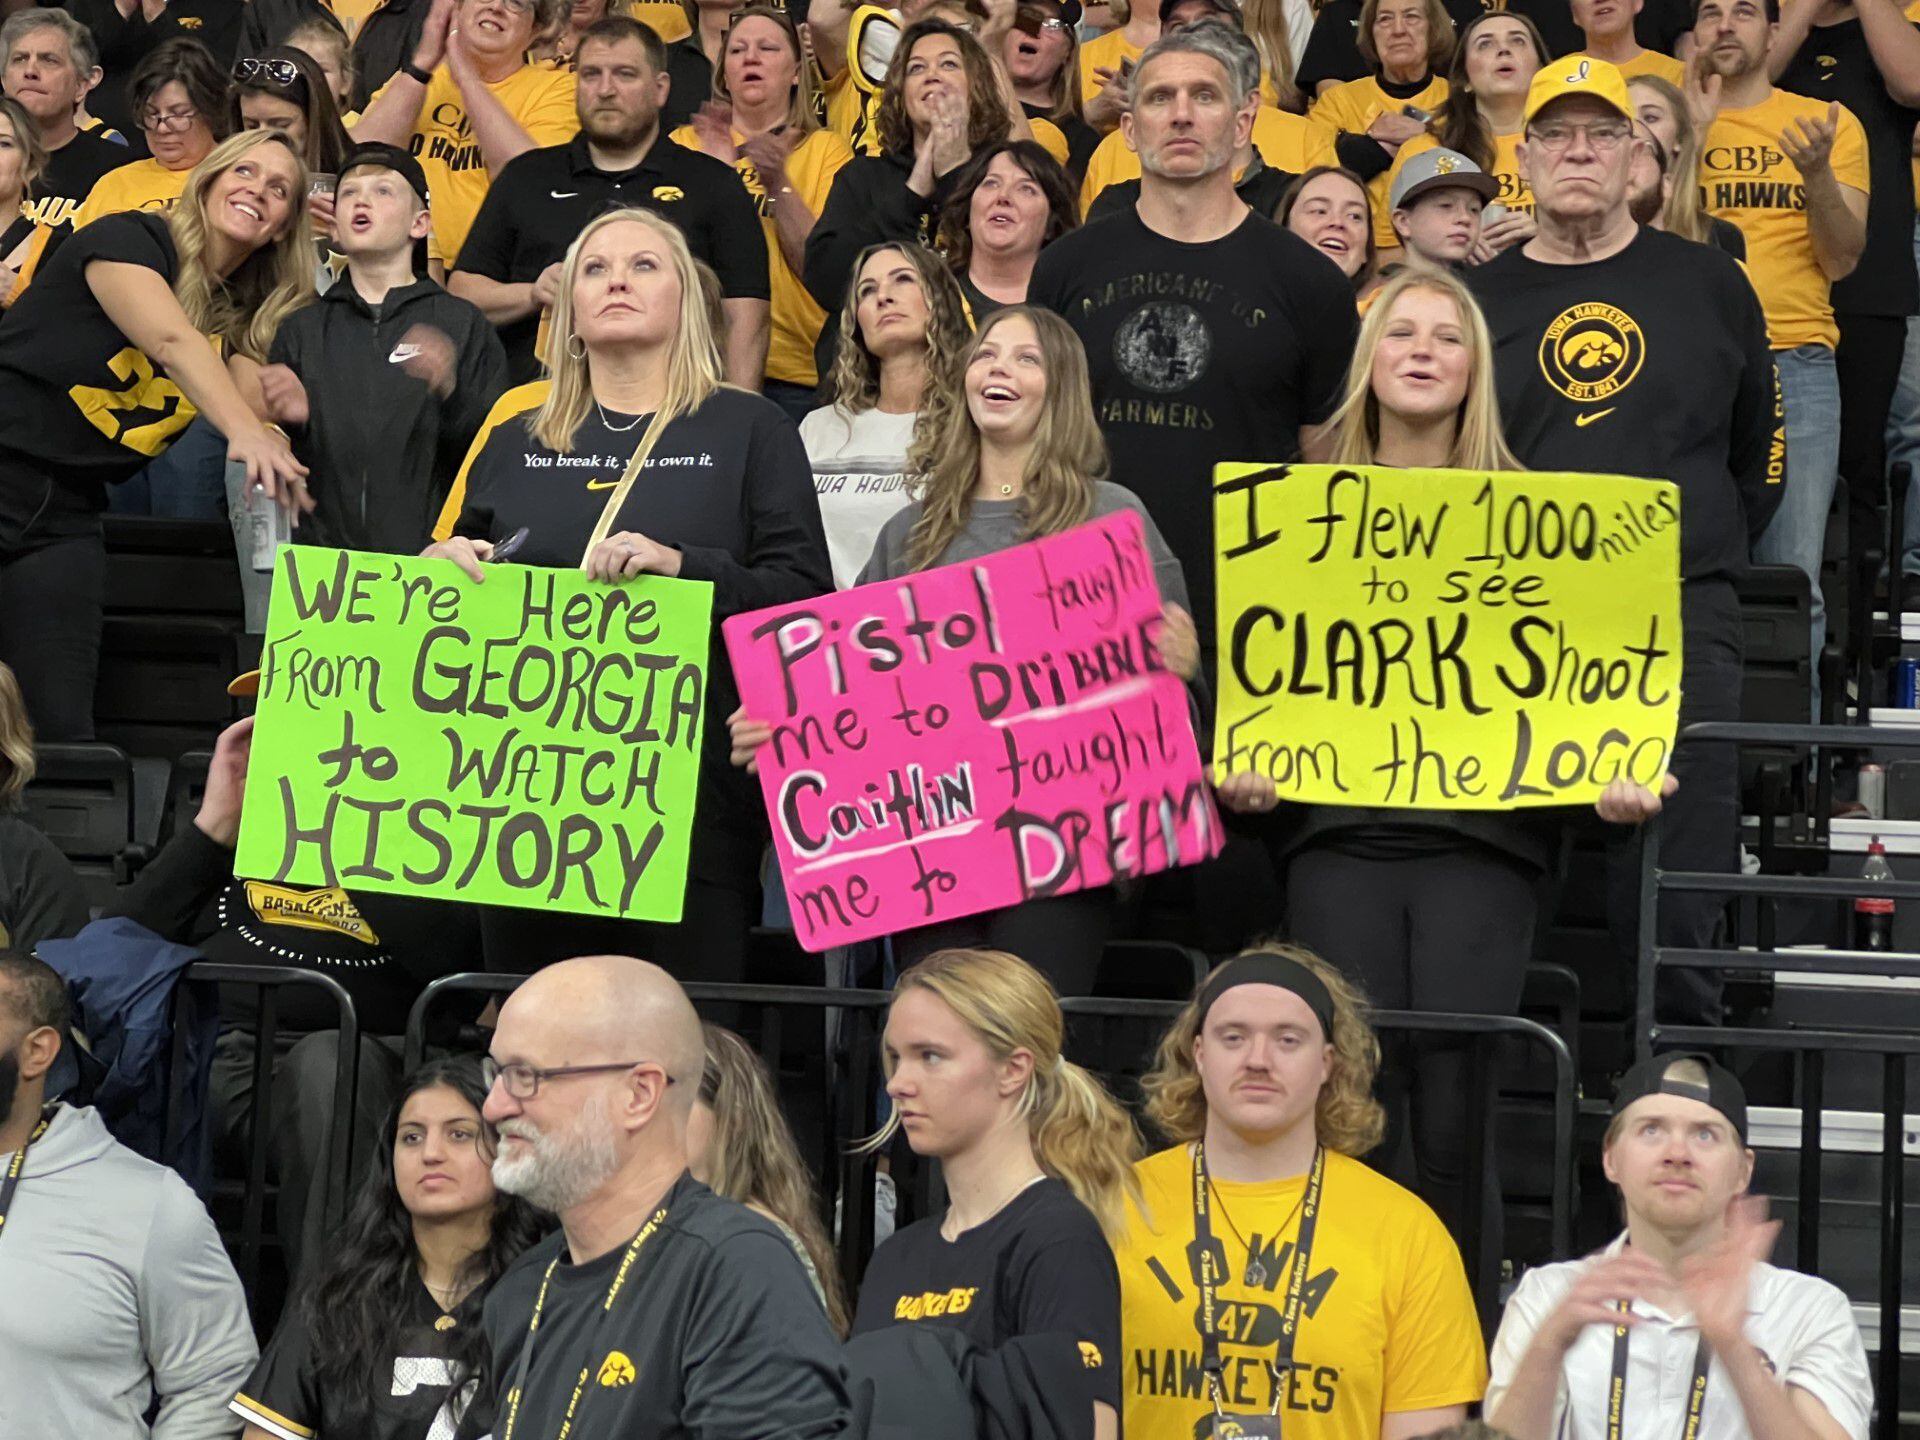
[723,510,1222,952]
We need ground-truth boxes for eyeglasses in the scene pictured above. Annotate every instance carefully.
[1528,118,1634,151]
[141,105,200,133]
[481,1054,677,1099]
[1013,11,1070,33]
[233,56,300,86]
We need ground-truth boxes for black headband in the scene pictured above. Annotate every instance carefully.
[1197,953,1337,1041]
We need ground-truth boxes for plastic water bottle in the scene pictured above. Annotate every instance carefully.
[1855,838,1896,951]
[247,484,291,574]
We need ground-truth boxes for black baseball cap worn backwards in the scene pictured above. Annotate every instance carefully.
[1611,1051,1749,1143]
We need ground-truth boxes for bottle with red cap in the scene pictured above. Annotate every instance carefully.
[1855,838,1896,951]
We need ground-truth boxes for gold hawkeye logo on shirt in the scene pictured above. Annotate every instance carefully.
[597,1351,637,1387]
[1079,1341,1104,1369]
[1538,303,1645,404]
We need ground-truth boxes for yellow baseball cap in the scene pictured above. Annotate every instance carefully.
[1522,54,1633,129]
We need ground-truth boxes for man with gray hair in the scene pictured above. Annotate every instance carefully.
[1029,21,1358,676]
[1,9,124,248]
[475,955,852,1440]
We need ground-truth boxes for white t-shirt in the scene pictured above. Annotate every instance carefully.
[799,404,917,589]
[1487,1234,1872,1440]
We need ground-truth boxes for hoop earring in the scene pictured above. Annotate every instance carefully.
[567,332,586,361]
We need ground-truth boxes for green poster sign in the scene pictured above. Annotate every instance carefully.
[234,547,713,921]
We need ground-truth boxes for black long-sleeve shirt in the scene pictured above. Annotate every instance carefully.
[1465,226,1784,585]
[269,275,507,555]
[451,385,833,886]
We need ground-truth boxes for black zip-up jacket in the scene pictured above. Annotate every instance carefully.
[802,148,961,381]
[269,274,506,555]
[234,0,431,111]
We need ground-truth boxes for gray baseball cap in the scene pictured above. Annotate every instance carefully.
[1390,147,1500,211]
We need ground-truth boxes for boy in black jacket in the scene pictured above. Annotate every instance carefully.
[254,141,506,556]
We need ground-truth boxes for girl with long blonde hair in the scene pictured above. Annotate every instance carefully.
[0,126,309,743]
[1628,74,1742,256]
[689,1026,851,1334]
[428,205,832,979]
[1217,270,1585,1308]
[730,305,1194,993]
[1115,946,1488,1440]
[852,948,1138,1440]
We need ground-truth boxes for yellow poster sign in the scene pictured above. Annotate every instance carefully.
[1213,463,1682,809]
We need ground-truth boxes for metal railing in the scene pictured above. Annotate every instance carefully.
[1638,719,1920,1440]
[166,963,361,1301]
[405,975,1577,1311]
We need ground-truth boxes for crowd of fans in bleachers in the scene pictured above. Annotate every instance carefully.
[0,0,1918,1428]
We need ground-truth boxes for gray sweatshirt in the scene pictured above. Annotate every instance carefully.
[0,1103,256,1440]
[855,481,1193,613]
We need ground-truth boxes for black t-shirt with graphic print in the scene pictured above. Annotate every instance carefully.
[231,1278,488,1440]
[1028,207,1358,659]
[852,1177,1123,1409]
[0,210,198,506]
[1464,225,1784,584]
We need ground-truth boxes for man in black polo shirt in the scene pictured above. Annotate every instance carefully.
[1,9,125,249]
[1464,55,1782,1026]
[476,955,853,1440]
[451,15,770,386]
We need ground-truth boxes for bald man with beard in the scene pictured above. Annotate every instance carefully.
[474,956,852,1440]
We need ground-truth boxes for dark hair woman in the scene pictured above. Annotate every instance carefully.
[0,127,311,741]
[232,1056,547,1440]
[1377,10,1544,257]
[732,307,1194,995]
[228,47,351,175]
[1277,164,1378,290]
[935,138,1076,321]
[803,18,1044,368]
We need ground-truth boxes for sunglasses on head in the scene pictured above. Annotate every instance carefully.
[727,5,799,31]
[233,56,301,87]
[1012,8,1069,32]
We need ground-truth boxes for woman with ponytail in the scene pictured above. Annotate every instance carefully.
[426,206,832,979]
[853,947,1137,1440]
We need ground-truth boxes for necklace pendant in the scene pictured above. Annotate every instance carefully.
[1244,1261,1267,1288]
[999,483,1013,495]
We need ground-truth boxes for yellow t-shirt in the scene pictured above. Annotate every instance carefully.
[1377,129,1532,247]
[631,0,692,42]
[1309,74,1450,231]
[13,157,191,295]
[436,379,552,539]
[1079,27,1144,106]
[368,62,579,269]
[1030,116,1070,167]
[1602,47,1687,85]
[667,123,853,386]
[1699,89,1869,349]
[1116,1146,1488,1440]
[1079,106,1338,214]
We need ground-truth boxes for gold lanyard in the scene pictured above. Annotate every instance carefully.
[501,1203,670,1440]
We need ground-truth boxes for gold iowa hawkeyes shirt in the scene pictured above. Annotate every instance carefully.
[1700,90,1869,350]
[1115,1146,1486,1440]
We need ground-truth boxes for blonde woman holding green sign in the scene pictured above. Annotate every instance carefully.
[425,205,833,980]
[1213,267,1553,1312]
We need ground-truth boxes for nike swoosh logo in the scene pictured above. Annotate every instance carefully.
[551,189,579,198]
[1574,407,1617,427]
[388,344,421,364]
[586,479,621,490]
